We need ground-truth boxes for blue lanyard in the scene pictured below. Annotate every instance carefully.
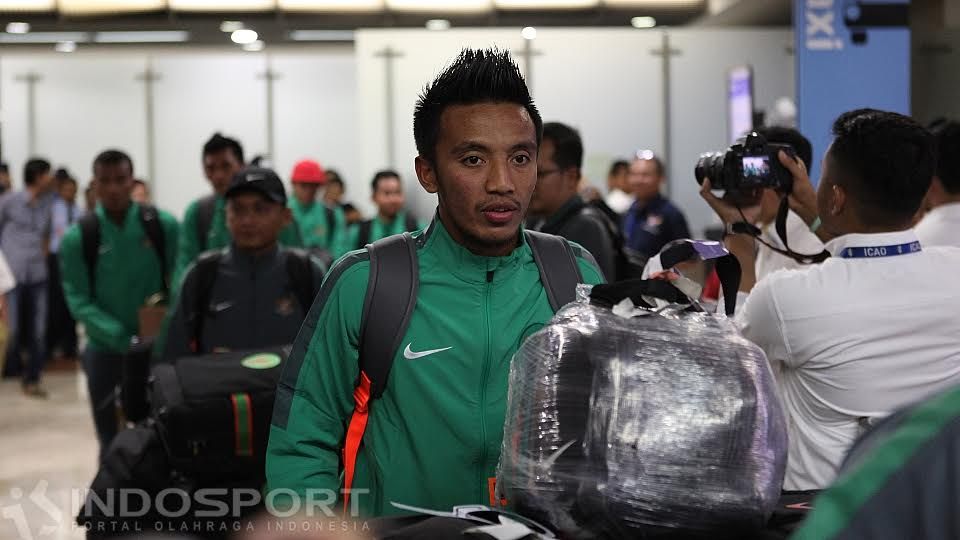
[839,241,922,259]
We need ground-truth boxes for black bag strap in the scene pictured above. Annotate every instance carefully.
[325,205,336,245]
[658,240,742,316]
[196,194,217,252]
[404,213,418,232]
[139,204,168,295]
[525,230,583,312]
[79,212,101,293]
[189,251,223,354]
[284,249,317,314]
[358,232,418,399]
[356,219,373,251]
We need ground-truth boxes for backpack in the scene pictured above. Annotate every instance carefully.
[582,201,647,281]
[188,248,317,354]
[356,213,419,250]
[79,204,168,294]
[340,230,586,510]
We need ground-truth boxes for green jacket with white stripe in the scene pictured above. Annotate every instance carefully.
[266,217,604,517]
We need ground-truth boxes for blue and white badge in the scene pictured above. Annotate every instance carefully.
[840,241,921,259]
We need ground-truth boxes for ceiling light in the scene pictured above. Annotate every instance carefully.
[231,28,258,44]
[169,0,275,11]
[0,31,88,43]
[242,39,264,51]
[220,20,244,32]
[277,0,382,10]
[94,31,189,43]
[55,40,77,52]
[6,22,31,34]
[57,0,165,15]
[630,16,656,28]
[604,0,701,6]
[521,26,537,40]
[0,1,55,11]
[288,29,355,41]
[425,19,450,30]
[496,0,597,8]
[386,0,491,13]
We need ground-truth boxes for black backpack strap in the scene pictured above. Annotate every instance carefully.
[189,251,223,354]
[138,204,168,295]
[357,219,373,251]
[284,248,317,313]
[525,230,583,312]
[358,232,419,399]
[78,212,101,293]
[404,213,418,232]
[325,205,336,245]
[196,194,217,252]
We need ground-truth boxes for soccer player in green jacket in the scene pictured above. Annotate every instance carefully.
[266,48,605,517]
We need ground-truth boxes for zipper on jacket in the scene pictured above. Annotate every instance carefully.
[478,268,494,501]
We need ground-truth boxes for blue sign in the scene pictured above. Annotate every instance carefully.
[795,0,911,183]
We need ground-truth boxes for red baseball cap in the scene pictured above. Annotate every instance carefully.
[291,159,326,184]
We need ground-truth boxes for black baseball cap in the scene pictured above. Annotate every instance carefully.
[225,166,287,205]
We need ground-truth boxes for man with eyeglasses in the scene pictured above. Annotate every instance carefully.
[623,150,690,259]
[528,122,617,280]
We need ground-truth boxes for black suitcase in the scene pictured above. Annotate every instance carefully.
[150,346,289,481]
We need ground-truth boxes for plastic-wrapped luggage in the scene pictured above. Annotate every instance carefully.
[497,284,788,539]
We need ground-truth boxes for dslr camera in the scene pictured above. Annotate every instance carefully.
[695,132,795,193]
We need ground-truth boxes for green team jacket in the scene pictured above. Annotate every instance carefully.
[59,203,179,354]
[172,195,303,288]
[266,217,604,516]
[288,198,349,258]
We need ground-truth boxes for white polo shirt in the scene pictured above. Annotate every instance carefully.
[915,202,960,248]
[736,229,960,490]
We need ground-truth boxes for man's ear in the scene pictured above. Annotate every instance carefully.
[415,156,438,194]
[830,183,846,216]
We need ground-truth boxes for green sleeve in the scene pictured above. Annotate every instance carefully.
[59,225,131,353]
[172,201,199,291]
[330,205,349,258]
[266,253,369,503]
[280,221,304,248]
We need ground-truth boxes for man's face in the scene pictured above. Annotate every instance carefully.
[324,183,343,204]
[204,149,243,196]
[95,162,134,214]
[59,182,78,204]
[372,176,405,220]
[293,183,320,207]
[226,192,291,252]
[529,138,576,217]
[415,102,538,257]
[607,168,627,192]
[628,159,663,201]
[131,183,149,204]
[35,170,55,193]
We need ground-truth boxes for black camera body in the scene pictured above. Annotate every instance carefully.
[695,132,795,193]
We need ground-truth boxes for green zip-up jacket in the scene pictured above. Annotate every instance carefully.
[173,195,303,288]
[59,203,179,354]
[346,210,422,251]
[288,198,348,258]
[266,217,604,516]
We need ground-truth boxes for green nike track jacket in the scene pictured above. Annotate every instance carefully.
[266,217,604,517]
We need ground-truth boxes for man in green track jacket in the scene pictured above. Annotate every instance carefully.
[266,48,605,517]
[172,133,302,288]
[60,150,179,458]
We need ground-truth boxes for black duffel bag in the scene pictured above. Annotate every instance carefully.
[150,346,289,481]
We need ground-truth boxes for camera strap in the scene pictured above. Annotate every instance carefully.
[731,196,831,265]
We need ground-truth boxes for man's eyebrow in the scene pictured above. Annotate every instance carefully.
[510,141,537,153]
[450,141,491,155]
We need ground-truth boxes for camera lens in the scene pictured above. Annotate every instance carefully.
[695,152,725,187]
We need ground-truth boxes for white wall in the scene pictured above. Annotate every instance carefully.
[0,45,359,220]
[355,27,793,235]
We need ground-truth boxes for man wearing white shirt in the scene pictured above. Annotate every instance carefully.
[915,120,960,248]
[700,109,960,491]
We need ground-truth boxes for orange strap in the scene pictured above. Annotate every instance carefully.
[342,371,372,514]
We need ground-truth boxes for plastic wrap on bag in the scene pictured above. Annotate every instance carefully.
[497,289,787,538]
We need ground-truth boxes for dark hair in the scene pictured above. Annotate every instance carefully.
[326,170,344,188]
[929,120,960,195]
[542,122,583,171]
[414,48,542,163]
[93,150,134,175]
[0,162,8,174]
[371,170,401,193]
[203,133,244,164]
[608,160,629,177]
[55,168,72,182]
[133,179,149,190]
[24,158,52,186]
[754,125,814,172]
[829,108,934,226]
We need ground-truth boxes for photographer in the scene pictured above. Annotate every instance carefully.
[700,109,960,491]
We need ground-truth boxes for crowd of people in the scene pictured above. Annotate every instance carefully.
[2,45,959,538]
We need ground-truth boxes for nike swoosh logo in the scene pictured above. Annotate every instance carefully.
[403,343,452,360]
